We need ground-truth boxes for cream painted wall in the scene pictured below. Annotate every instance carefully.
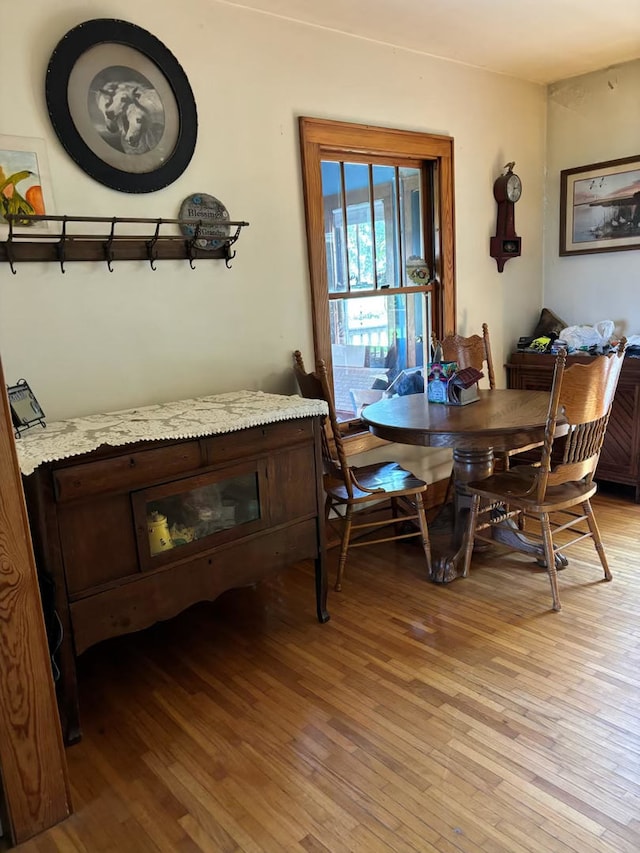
[0,0,545,441]
[545,59,640,337]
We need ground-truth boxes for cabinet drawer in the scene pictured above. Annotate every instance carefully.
[53,440,202,502]
[204,419,314,465]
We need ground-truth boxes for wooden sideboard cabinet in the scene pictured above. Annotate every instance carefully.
[23,412,329,743]
[506,351,640,501]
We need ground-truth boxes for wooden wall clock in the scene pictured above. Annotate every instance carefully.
[490,161,522,271]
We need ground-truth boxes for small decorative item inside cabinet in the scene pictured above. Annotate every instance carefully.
[133,461,266,569]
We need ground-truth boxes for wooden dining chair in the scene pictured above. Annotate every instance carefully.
[433,323,497,389]
[461,340,627,611]
[433,323,544,494]
[293,350,432,591]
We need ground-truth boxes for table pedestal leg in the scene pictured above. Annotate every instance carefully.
[490,518,569,569]
[452,448,494,546]
[431,447,493,583]
[430,447,568,583]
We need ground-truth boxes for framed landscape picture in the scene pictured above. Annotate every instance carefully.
[0,135,55,236]
[560,154,640,256]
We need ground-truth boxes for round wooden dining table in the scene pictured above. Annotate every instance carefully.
[361,389,558,583]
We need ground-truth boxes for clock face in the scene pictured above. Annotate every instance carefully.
[506,173,522,202]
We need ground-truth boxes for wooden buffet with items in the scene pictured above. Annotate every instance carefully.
[506,351,640,501]
[18,392,329,743]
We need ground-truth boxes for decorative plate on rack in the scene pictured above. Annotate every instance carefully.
[179,193,230,250]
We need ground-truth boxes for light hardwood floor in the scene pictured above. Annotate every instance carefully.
[10,488,640,853]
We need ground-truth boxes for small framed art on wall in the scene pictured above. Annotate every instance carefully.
[0,135,55,235]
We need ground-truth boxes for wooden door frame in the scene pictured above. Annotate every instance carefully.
[0,357,71,845]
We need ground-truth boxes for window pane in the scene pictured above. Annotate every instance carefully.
[330,292,430,421]
[320,161,347,293]
[322,161,427,297]
[344,163,373,289]
[399,167,424,280]
[372,165,396,287]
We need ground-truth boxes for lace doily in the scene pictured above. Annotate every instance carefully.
[16,390,328,476]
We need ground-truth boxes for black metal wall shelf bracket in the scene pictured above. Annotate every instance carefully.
[0,214,250,273]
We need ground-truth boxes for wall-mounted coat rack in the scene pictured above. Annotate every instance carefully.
[0,214,250,273]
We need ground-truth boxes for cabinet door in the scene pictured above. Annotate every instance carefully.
[506,357,554,391]
[268,443,318,526]
[599,382,639,482]
[59,493,139,595]
[132,459,268,570]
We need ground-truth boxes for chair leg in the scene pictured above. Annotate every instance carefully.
[390,496,403,536]
[414,492,432,577]
[502,454,526,530]
[499,453,527,530]
[540,513,562,611]
[583,500,612,581]
[335,504,353,592]
[324,494,332,521]
[462,494,481,578]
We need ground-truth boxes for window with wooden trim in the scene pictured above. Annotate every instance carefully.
[299,117,456,436]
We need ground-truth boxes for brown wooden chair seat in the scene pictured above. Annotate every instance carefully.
[293,350,432,591]
[461,340,627,611]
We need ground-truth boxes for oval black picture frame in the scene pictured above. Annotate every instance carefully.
[45,19,197,193]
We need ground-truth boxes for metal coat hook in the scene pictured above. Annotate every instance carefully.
[6,218,16,274]
[223,223,242,269]
[146,219,162,270]
[224,244,236,269]
[56,217,68,274]
[105,218,116,272]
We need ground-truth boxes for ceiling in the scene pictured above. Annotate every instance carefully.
[223,0,640,84]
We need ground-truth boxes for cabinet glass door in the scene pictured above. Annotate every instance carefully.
[133,461,266,568]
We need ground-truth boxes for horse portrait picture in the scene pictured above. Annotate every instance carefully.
[46,19,197,191]
[89,66,165,157]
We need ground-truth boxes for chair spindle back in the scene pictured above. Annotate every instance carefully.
[535,340,627,501]
[293,350,354,498]
[432,323,496,389]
